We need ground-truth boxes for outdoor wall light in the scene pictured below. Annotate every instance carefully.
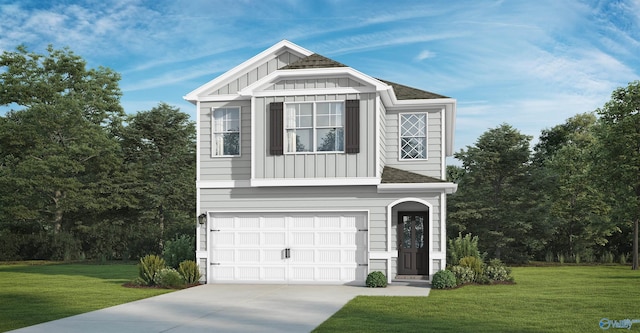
[198,213,207,225]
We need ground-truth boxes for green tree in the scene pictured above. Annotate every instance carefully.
[118,103,196,247]
[594,81,640,270]
[535,114,614,258]
[450,124,535,262]
[0,45,124,259]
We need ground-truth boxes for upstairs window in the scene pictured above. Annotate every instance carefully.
[400,113,427,160]
[285,102,344,153]
[212,107,240,156]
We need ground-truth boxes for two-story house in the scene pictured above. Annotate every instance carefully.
[184,40,457,285]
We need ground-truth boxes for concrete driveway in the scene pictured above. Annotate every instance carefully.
[10,282,430,333]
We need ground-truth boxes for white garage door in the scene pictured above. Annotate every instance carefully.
[209,212,368,284]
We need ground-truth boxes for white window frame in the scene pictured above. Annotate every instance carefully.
[398,112,428,160]
[211,107,241,157]
[284,101,345,154]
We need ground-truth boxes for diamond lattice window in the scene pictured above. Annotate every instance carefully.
[400,113,427,159]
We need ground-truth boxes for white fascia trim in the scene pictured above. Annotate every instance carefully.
[184,40,313,102]
[197,180,252,188]
[385,99,456,111]
[238,67,390,96]
[377,182,458,194]
[250,86,376,97]
[193,95,250,102]
[251,177,380,187]
[369,251,397,260]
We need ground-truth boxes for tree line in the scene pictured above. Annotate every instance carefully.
[0,46,195,261]
[448,83,640,268]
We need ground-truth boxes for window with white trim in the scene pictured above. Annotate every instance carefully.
[212,107,240,156]
[400,113,427,160]
[285,102,344,153]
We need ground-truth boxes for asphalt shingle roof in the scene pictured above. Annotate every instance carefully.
[281,53,347,69]
[281,54,446,99]
[381,166,445,184]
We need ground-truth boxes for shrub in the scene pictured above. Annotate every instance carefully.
[450,265,475,285]
[448,233,481,265]
[138,254,166,286]
[154,268,185,288]
[432,270,457,289]
[484,258,513,282]
[178,260,202,284]
[459,256,484,276]
[163,235,195,268]
[366,271,388,288]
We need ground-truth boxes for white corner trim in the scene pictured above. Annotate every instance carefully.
[250,177,380,187]
[441,107,446,180]
[377,182,458,194]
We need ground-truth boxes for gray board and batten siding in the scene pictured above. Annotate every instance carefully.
[255,93,377,180]
[208,51,303,96]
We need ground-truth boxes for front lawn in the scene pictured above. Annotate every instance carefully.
[314,265,640,332]
[0,262,172,332]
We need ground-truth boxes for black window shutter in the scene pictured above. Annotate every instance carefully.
[345,99,360,153]
[269,102,284,155]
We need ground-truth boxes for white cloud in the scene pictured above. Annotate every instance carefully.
[415,50,435,61]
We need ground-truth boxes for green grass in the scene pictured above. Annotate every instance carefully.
[314,266,640,332]
[0,262,172,332]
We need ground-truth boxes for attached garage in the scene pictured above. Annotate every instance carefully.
[208,212,368,284]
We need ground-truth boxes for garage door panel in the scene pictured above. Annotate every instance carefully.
[236,249,260,262]
[263,267,287,280]
[263,232,287,247]
[290,232,314,245]
[238,232,260,245]
[235,216,260,228]
[212,249,234,262]
[317,249,341,263]
[210,212,367,284]
[262,249,285,262]
[290,216,315,229]
[317,232,341,246]
[212,232,234,246]
[263,217,286,228]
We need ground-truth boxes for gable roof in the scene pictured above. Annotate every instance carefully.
[381,166,446,184]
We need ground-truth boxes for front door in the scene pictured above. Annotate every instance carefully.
[397,212,428,275]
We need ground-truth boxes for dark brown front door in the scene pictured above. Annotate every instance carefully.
[398,212,428,275]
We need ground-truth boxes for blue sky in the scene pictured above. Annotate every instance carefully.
[1,0,639,158]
